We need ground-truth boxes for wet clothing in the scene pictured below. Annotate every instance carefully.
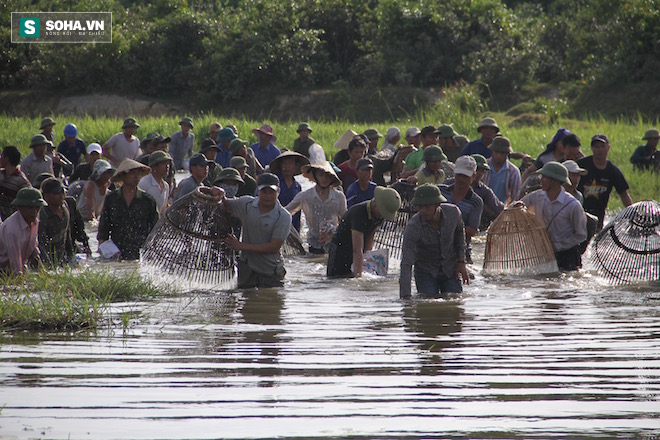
[224,196,291,286]
[346,180,376,209]
[576,156,629,228]
[483,158,521,203]
[57,139,86,168]
[21,153,54,185]
[286,186,347,251]
[252,142,280,167]
[65,197,89,251]
[439,183,483,263]
[399,204,466,298]
[38,204,73,267]
[0,210,39,274]
[170,131,195,170]
[105,133,140,167]
[97,188,159,260]
[0,168,31,221]
[445,178,504,230]
[293,137,316,158]
[139,173,170,215]
[277,174,302,231]
[77,181,107,220]
[460,137,492,159]
[327,201,383,278]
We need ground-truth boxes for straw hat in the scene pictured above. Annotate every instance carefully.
[112,158,150,181]
[373,186,401,221]
[412,183,447,206]
[269,151,310,175]
[334,129,358,150]
[11,187,47,207]
[533,161,570,185]
[301,161,341,187]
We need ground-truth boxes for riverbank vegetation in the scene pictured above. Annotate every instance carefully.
[0,269,171,331]
[2,0,659,117]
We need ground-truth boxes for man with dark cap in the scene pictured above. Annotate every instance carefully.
[38,177,73,267]
[231,156,257,196]
[213,173,292,288]
[630,128,660,171]
[363,128,383,155]
[346,158,377,208]
[199,138,223,187]
[0,187,46,274]
[293,123,316,158]
[460,117,499,158]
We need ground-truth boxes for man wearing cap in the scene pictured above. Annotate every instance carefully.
[327,186,401,278]
[520,162,587,271]
[230,138,263,179]
[461,117,499,158]
[38,177,74,267]
[414,145,447,185]
[437,124,461,163]
[70,143,103,183]
[215,172,292,288]
[251,124,280,167]
[577,134,633,229]
[630,128,660,171]
[97,159,158,260]
[286,162,347,254]
[269,151,309,231]
[0,146,31,221]
[198,139,223,187]
[439,155,484,264]
[208,122,222,144]
[136,133,168,166]
[232,156,257,196]
[482,136,522,203]
[562,160,588,205]
[363,128,383,155]
[380,127,401,154]
[21,134,55,186]
[0,187,46,274]
[346,158,377,208]
[139,151,172,215]
[169,117,195,171]
[399,184,469,299]
[173,153,213,202]
[102,118,141,168]
[293,123,317,158]
[56,123,86,169]
[405,127,422,148]
[401,125,440,178]
[214,127,237,169]
[213,168,245,199]
[40,117,56,145]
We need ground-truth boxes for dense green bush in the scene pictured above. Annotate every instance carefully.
[2,0,658,108]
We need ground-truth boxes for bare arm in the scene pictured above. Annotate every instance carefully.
[619,190,633,207]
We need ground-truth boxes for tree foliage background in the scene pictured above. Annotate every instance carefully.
[2,0,659,107]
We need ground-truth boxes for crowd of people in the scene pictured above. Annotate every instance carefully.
[0,116,654,298]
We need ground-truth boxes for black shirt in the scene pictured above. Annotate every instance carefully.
[576,156,629,227]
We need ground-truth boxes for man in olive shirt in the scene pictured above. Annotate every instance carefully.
[38,177,73,267]
[97,159,158,260]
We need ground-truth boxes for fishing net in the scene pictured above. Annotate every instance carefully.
[483,206,558,275]
[374,181,417,260]
[590,200,660,284]
[140,187,236,285]
[282,226,306,256]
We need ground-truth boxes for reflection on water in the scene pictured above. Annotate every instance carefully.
[1,174,660,438]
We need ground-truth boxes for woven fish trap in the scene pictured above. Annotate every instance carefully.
[483,206,558,275]
[591,200,660,284]
[140,187,236,285]
[374,181,417,260]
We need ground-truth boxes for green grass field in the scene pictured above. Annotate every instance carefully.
[2,113,658,213]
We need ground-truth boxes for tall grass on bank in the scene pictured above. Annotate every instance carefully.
[0,269,170,331]
[1,111,657,213]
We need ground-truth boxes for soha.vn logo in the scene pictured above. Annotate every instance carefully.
[20,18,40,38]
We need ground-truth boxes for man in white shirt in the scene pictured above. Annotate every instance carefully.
[102,118,141,167]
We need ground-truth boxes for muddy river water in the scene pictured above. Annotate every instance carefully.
[1,175,659,439]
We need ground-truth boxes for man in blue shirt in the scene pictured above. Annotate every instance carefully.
[460,117,499,158]
[346,158,377,208]
[215,127,237,169]
[251,124,281,167]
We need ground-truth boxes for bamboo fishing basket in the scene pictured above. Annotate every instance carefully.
[373,181,417,260]
[591,200,660,284]
[483,206,558,275]
[140,187,236,285]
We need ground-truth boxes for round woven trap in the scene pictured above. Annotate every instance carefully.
[591,200,660,284]
[141,187,236,285]
[483,206,558,275]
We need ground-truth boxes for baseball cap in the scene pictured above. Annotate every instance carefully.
[189,153,213,167]
[257,172,280,191]
[87,143,103,155]
[591,134,609,145]
[420,125,439,137]
[405,127,421,137]
[356,158,374,170]
[454,155,477,177]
